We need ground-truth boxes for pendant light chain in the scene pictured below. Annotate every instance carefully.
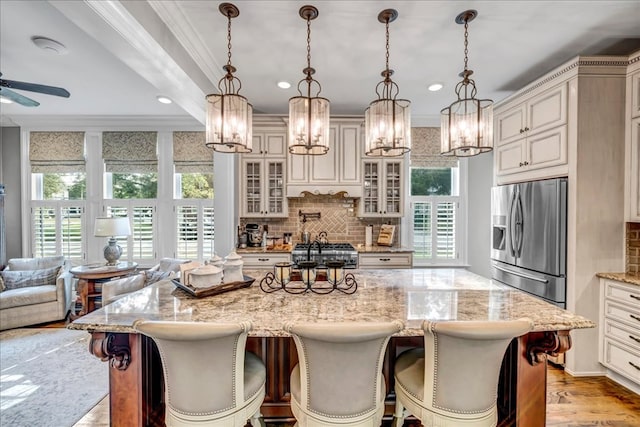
[306,17,312,73]
[385,17,390,74]
[463,19,469,74]
[226,12,233,69]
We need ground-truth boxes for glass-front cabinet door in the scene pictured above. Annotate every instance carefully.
[241,159,287,218]
[360,159,403,217]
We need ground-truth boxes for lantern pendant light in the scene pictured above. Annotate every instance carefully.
[365,9,411,157]
[205,3,253,153]
[288,5,330,156]
[440,10,493,157]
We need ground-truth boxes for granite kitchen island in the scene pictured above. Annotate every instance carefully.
[69,268,594,427]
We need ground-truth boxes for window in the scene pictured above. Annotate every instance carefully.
[103,131,158,199]
[173,131,215,260]
[29,132,86,261]
[409,128,465,266]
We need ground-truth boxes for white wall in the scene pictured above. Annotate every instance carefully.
[0,126,23,259]
[466,152,493,278]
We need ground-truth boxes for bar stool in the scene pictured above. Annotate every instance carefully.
[134,320,266,427]
[393,319,533,427]
[284,320,404,427]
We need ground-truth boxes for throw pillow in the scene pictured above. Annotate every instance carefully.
[1,266,61,290]
[7,256,65,271]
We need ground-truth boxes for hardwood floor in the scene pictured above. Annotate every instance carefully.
[72,364,640,426]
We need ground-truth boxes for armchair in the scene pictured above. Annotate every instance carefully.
[0,256,73,330]
[101,258,190,305]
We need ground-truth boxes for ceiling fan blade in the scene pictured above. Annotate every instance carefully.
[0,78,70,98]
[0,87,40,107]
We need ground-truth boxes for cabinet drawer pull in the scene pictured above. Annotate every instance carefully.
[379,258,391,262]
[631,314,640,322]
[629,335,640,344]
[258,258,269,262]
[630,361,640,371]
[630,294,640,301]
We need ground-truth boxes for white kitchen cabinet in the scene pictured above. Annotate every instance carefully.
[359,159,403,217]
[240,159,288,218]
[495,125,567,178]
[599,279,640,389]
[494,83,568,182]
[242,252,291,269]
[359,252,412,269]
[625,57,640,221]
[244,131,287,158]
[286,120,363,197]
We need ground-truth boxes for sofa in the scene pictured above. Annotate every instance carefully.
[0,256,73,331]
[101,258,189,305]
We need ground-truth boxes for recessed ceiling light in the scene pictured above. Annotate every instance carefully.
[156,95,172,104]
[0,96,13,104]
[428,83,444,92]
[277,81,291,89]
[31,36,68,55]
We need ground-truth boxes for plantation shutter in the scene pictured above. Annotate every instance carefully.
[103,131,158,173]
[410,127,458,168]
[29,131,86,173]
[173,131,213,174]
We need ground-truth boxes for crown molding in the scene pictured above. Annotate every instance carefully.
[1,115,202,130]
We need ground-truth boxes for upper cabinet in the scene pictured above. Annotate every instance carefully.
[287,119,363,197]
[359,159,403,217]
[626,53,640,221]
[244,131,287,158]
[239,123,288,218]
[494,83,568,183]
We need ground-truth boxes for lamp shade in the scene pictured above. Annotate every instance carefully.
[94,217,131,237]
[365,97,411,156]
[288,95,330,155]
[205,93,253,153]
[440,97,493,156]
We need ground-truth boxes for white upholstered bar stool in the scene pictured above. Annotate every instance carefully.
[133,320,266,427]
[284,320,404,427]
[393,319,533,427]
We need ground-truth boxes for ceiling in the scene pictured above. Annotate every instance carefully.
[1,0,639,128]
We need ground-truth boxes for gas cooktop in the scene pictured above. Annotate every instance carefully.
[291,242,358,269]
[293,243,356,251]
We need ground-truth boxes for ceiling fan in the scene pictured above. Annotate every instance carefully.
[0,72,70,107]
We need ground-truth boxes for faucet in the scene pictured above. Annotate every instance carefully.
[307,240,322,261]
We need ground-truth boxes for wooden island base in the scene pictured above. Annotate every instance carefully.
[90,330,571,427]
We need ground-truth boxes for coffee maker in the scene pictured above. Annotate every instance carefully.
[245,223,262,247]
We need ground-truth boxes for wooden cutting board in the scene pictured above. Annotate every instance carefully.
[377,224,395,246]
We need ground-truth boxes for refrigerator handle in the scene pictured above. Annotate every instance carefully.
[508,188,518,257]
[494,264,550,284]
[515,191,524,258]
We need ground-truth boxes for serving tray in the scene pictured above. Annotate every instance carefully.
[171,276,255,298]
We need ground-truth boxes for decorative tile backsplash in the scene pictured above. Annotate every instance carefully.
[240,194,401,247]
[627,222,640,275]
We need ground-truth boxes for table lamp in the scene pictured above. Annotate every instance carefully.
[94,217,131,265]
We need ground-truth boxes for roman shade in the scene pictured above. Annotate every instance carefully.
[173,131,213,174]
[29,131,86,173]
[410,127,458,168]
[103,131,157,173]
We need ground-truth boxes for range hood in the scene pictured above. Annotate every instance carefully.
[286,186,362,198]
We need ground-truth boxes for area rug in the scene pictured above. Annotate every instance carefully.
[0,327,109,427]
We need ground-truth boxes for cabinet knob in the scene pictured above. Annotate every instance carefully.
[524,161,529,166]
[519,162,524,167]
[519,129,525,134]
[524,127,530,132]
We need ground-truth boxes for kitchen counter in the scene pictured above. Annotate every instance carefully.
[356,245,414,253]
[596,272,640,286]
[69,268,592,427]
[236,246,292,254]
[69,268,593,336]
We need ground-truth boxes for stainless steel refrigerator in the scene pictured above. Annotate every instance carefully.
[491,177,567,307]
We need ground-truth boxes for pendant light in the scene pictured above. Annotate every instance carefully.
[440,10,493,157]
[365,9,411,157]
[288,5,330,156]
[205,3,253,153]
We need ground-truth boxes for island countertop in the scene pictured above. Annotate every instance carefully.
[69,268,594,336]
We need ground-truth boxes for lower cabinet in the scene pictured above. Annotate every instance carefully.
[242,253,291,269]
[599,279,640,389]
[359,252,413,269]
